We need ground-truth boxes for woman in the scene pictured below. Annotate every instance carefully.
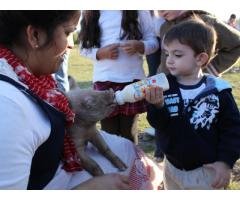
[0,11,162,190]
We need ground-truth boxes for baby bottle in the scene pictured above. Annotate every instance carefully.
[115,73,169,105]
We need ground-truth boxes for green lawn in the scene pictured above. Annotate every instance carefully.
[69,46,240,189]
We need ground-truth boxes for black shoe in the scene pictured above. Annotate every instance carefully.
[155,156,164,163]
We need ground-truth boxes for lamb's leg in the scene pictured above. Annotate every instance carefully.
[90,131,127,171]
[77,147,105,176]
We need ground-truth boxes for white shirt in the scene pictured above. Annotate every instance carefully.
[80,10,159,83]
[179,79,206,108]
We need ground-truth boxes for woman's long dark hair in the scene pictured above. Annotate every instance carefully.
[79,10,143,49]
[0,11,79,48]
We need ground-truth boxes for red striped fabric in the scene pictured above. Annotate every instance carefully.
[129,147,161,190]
[0,46,82,172]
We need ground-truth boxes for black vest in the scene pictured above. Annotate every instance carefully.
[0,74,66,189]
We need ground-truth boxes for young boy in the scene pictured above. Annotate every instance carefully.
[145,19,240,189]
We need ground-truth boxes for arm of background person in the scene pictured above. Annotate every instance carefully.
[138,11,159,55]
[206,15,240,74]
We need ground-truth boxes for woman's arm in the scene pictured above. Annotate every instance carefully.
[73,173,130,190]
[0,96,33,189]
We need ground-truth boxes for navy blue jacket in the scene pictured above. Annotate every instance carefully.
[147,74,240,170]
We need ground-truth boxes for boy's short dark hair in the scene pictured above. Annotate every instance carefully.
[230,14,236,19]
[163,18,217,66]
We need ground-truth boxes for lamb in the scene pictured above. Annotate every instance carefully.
[66,77,127,176]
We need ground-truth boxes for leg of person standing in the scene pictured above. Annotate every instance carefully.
[119,114,139,144]
[53,33,74,92]
[53,52,70,92]
[101,114,138,144]
[146,37,164,161]
[146,37,161,77]
[100,116,120,136]
[154,129,164,162]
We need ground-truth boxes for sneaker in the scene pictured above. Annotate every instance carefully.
[155,156,164,163]
[144,127,155,137]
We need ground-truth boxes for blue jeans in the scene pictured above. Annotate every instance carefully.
[154,129,164,158]
[146,37,164,158]
[53,52,70,92]
[146,37,161,77]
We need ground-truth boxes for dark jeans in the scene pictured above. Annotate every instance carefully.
[146,37,164,158]
[100,114,139,144]
[154,130,164,158]
[146,37,161,77]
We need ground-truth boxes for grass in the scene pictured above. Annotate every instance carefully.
[68,46,240,189]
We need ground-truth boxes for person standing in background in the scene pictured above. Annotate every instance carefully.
[79,10,158,144]
[227,14,238,30]
[53,29,77,92]
[157,10,240,76]
[145,10,165,162]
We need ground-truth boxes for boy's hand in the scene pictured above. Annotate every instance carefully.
[96,43,120,60]
[144,86,164,108]
[203,161,231,189]
[120,40,144,55]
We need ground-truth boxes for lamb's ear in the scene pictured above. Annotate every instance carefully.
[68,75,79,90]
[82,95,94,109]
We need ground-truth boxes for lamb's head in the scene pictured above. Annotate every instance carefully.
[67,87,116,126]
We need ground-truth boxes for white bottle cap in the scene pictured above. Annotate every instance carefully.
[114,91,125,105]
[158,73,169,91]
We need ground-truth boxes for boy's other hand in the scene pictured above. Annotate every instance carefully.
[203,161,231,189]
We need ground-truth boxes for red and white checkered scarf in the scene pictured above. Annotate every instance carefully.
[0,46,82,172]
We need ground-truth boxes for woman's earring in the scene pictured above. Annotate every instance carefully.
[35,44,39,48]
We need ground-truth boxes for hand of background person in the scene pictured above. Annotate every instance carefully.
[120,40,144,56]
[73,173,130,190]
[203,161,231,189]
[144,86,164,109]
[96,43,120,60]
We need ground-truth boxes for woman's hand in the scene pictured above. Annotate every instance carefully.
[120,40,144,56]
[203,161,231,189]
[144,86,164,109]
[96,43,120,60]
[73,173,130,190]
